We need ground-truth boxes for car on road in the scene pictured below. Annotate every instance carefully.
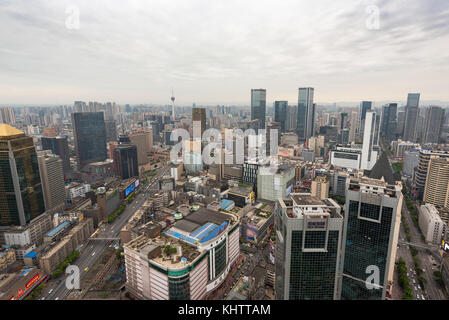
[84,267,89,271]
[421,296,425,300]
[418,285,421,290]
[48,289,53,294]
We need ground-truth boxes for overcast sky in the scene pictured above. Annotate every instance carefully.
[0,0,448,106]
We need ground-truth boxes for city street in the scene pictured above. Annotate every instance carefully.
[41,166,169,300]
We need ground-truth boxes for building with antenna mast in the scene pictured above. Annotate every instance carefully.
[171,88,176,121]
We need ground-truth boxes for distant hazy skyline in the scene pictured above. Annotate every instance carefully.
[1,0,448,105]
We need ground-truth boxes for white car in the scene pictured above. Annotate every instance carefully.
[422,296,425,300]
[48,289,53,294]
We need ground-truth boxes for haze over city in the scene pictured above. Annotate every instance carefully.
[1,0,449,105]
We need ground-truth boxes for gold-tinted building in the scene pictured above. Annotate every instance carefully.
[423,156,449,208]
[0,124,45,226]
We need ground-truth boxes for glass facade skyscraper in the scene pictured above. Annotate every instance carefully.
[0,124,45,227]
[251,89,266,131]
[274,193,343,300]
[403,93,420,142]
[274,101,288,132]
[297,88,315,142]
[341,177,402,300]
[72,112,107,170]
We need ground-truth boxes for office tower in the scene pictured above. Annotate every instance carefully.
[37,150,65,211]
[266,122,280,156]
[104,120,118,142]
[41,136,70,179]
[286,105,297,132]
[73,101,85,113]
[275,101,288,132]
[0,124,46,226]
[128,130,152,166]
[422,106,444,144]
[192,107,207,138]
[340,113,348,131]
[113,145,138,179]
[396,111,406,137]
[349,111,358,143]
[251,89,267,131]
[341,176,403,300]
[403,93,420,142]
[151,122,162,143]
[257,164,295,202]
[373,114,381,146]
[243,160,261,196]
[381,103,397,143]
[361,111,377,170]
[297,88,315,141]
[72,112,107,170]
[0,107,16,124]
[359,101,372,139]
[423,156,449,208]
[413,148,449,200]
[274,194,344,300]
[311,176,330,199]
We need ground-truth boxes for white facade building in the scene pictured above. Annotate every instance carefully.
[418,204,446,245]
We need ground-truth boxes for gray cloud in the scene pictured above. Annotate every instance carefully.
[0,0,448,105]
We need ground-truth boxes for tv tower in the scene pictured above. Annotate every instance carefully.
[171,88,176,121]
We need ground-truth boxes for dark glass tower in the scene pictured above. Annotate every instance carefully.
[341,177,402,300]
[274,101,288,132]
[297,88,315,142]
[0,124,45,226]
[251,89,266,131]
[113,145,138,179]
[72,112,107,170]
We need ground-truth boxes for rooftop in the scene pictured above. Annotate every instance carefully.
[0,124,25,140]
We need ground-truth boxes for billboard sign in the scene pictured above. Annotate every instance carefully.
[125,182,136,197]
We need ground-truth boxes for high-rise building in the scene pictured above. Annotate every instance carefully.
[41,136,71,179]
[104,120,118,142]
[0,107,16,124]
[192,107,207,138]
[412,147,449,200]
[0,124,46,226]
[274,193,344,300]
[349,111,358,143]
[423,156,449,208]
[274,101,288,132]
[251,89,267,131]
[113,145,138,179]
[359,101,372,139]
[403,93,420,142]
[285,105,297,132]
[257,164,295,202]
[72,112,107,170]
[37,150,65,211]
[381,103,397,143]
[361,111,377,170]
[128,130,152,166]
[397,111,406,137]
[297,88,315,141]
[311,176,330,199]
[341,176,402,300]
[422,106,444,144]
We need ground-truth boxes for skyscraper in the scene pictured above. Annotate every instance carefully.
[37,150,66,211]
[72,112,107,170]
[0,124,45,226]
[104,119,118,142]
[274,193,344,300]
[423,156,449,208]
[381,103,398,143]
[422,106,444,144]
[359,101,372,139]
[274,101,288,132]
[403,93,420,142]
[41,136,71,179]
[341,175,402,300]
[251,89,266,131]
[297,88,315,142]
[361,111,377,170]
[192,107,207,138]
[113,145,138,180]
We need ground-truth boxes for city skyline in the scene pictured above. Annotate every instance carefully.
[1,0,449,105]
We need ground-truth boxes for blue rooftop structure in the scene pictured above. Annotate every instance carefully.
[220,199,234,210]
[24,252,38,259]
[44,221,71,238]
